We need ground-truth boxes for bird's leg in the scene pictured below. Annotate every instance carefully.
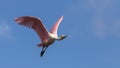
[40,46,48,57]
[44,46,48,52]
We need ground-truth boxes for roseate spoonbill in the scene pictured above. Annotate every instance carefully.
[15,16,68,57]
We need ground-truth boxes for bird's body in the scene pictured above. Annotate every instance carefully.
[37,33,56,47]
[15,16,68,57]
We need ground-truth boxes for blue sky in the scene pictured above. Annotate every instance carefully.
[0,0,120,68]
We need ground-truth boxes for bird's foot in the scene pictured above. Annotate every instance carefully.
[40,51,45,57]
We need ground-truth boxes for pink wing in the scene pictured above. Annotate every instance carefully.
[15,16,49,42]
[50,16,63,34]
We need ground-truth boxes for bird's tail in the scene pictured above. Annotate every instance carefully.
[37,43,43,47]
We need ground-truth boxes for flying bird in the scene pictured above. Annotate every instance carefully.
[15,16,68,57]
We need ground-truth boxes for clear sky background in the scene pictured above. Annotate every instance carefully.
[0,0,120,68]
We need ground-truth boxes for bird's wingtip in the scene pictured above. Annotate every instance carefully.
[14,17,24,23]
[61,16,64,18]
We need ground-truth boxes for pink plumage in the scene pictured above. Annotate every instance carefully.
[15,16,49,42]
[50,16,63,34]
[15,16,68,57]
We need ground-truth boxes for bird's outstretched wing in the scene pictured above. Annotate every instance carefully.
[50,16,63,35]
[15,16,49,42]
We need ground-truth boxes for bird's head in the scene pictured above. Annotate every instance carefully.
[58,35,70,40]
